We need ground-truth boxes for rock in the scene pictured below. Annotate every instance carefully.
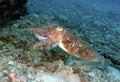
[0,0,27,26]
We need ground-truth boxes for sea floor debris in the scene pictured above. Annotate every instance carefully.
[0,50,120,82]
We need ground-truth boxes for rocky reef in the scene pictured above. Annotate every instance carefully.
[0,0,27,26]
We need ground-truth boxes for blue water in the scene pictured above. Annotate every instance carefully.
[28,0,120,14]
[77,0,120,13]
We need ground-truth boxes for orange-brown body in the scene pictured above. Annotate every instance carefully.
[30,25,102,62]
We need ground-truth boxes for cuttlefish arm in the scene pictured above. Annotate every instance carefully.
[30,25,64,48]
[35,34,48,40]
[33,38,49,48]
[32,34,48,48]
[30,25,105,64]
[33,34,59,48]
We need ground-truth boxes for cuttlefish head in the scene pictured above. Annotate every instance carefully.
[30,25,65,47]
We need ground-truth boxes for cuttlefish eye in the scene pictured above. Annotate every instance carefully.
[56,27,63,31]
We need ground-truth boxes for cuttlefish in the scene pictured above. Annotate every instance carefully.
[30,24,104,63]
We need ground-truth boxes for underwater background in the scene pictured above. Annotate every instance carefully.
[0,0,120,82]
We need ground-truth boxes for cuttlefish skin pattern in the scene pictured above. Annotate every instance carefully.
[30,25,102,62]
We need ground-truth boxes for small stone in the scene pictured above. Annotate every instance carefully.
[89,71,96,77]
[8,61,14,65]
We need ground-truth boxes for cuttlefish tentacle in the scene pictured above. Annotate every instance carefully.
[33,39,49,49]
[30,25,104,63]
